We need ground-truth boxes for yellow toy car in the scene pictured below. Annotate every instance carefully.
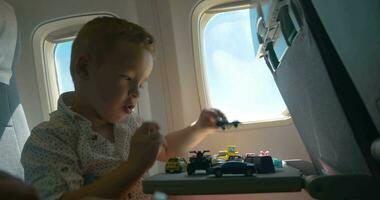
[226,145,239,156]
[212,145,240,164]
[221,145,239,160]
[216,150,228,160]
[165,157,187,173]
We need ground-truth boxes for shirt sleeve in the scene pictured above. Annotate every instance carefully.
[21,126,84,200]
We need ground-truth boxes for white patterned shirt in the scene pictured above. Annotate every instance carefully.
[21,92,151,200]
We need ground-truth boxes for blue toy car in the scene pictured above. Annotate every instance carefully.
[210,161,256,177]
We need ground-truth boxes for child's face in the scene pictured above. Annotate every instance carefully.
[84,42,153,123]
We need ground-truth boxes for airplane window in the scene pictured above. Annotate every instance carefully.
[54,40,74,94]
[203,8,288,123]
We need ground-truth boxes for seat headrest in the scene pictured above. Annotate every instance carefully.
[0,0,17,85]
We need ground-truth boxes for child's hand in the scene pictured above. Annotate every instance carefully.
[0,171,38,200]
[194,108,227,134]
[127,122,165,172]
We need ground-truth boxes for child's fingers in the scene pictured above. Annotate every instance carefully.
[209,108,227,123]
[144,124,164,144]
[137,122,164,146]
[212,108,228,122]
[205,112,218,125]
[156,137,168,160]
[160,137,168,151]
[203,109,221,126]
[139,122,160,135]
[149,130,163,141]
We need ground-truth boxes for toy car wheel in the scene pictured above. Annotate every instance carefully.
[245,169,253,176]
[214,169,223,178]
[187,168,195,175]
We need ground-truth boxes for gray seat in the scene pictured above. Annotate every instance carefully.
[261,0,380,175]
[0,0,30,180]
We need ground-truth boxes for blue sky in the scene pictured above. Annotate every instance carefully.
[203,8,287,122]
[55,40,74,94]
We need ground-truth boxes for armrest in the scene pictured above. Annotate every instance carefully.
[284,159,317,175]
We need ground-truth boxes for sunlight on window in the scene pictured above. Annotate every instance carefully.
[203,9,287,123]
[54,41,74,94]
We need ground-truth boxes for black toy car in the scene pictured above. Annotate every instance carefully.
[216,120,241,130]
[210,161,256,177]
[244,155,275,173]
[187,150,212,175]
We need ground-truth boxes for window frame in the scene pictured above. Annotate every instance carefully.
[191,0,292,130]
[32,13,116,120]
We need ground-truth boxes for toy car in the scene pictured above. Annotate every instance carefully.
[210,161,256,177]
[226,145,239,156]
[212,153,243,166]
[216,120,241,130]
[165,157,187,173]
[272,157,284,168]
[214,150,228,161]
[245,153,255,157]
[211,153,226,166]
[187,150,212,175]
[216,150,227,160]
[227,155,243,162]
[244,155,275,173]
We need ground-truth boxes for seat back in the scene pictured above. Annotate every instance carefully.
[254,0,380,175]
[0,0,30,180]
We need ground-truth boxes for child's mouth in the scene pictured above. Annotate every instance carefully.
[124,105,135,114]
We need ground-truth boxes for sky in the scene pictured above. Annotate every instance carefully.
[203,8,287,122]
[54,8,288,123]
[54,40,74,94]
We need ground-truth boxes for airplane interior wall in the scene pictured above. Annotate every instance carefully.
[6,0,313,199]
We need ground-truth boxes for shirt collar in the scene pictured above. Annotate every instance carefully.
[56,91,92,126]
[55,92,135,132]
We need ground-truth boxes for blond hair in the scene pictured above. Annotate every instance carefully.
[70,16,154,84]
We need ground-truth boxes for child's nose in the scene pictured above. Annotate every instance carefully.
[128,87,140,98]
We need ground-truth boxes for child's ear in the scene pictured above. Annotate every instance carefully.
[75,55,91,80]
